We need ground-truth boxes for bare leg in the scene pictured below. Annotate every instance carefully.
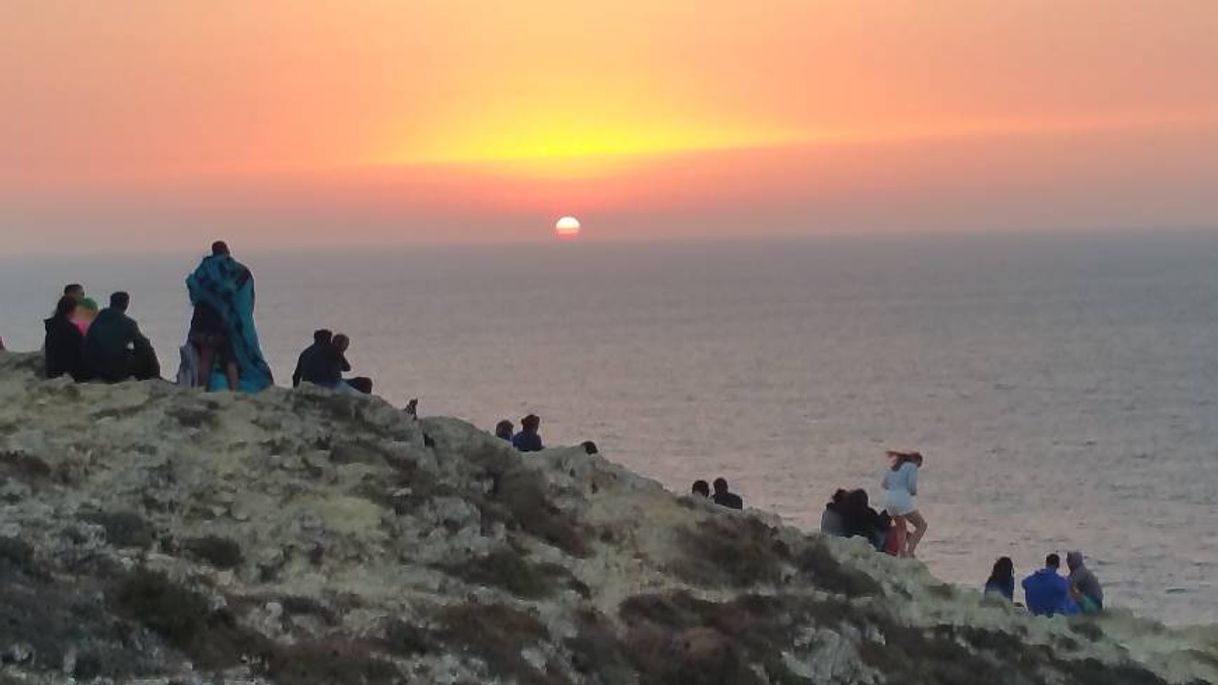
[891,515,908,557]
[196,346,214,388]
[224,361,239,391]
[905,510,928,558]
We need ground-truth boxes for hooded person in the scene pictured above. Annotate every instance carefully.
[820,489,849,537]
[186,241,273,392]
[1067,551,1104,613]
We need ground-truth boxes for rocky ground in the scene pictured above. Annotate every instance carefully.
[1,350,1216,685]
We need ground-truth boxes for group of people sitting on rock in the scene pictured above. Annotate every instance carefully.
[39,241,377,396]
[44,286,160,383]
[820,450,929,558]
[985,551,1104,616]
[690,477,744,509]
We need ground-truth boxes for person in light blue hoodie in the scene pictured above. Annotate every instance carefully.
[1021,553,1079,617]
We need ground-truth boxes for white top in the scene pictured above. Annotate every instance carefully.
[881,461,919,516]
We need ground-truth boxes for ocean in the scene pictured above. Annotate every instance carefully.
[2,230,1216,625]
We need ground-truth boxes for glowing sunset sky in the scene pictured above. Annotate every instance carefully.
[2,0,1217,251]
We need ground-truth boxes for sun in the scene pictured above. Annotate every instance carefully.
[555,216,581,239]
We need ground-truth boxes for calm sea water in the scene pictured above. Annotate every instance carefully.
[2,231,1217,625]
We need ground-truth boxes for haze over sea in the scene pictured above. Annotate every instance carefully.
[3,230,1216,625]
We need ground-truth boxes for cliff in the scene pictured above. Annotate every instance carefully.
[0,351,1215,685]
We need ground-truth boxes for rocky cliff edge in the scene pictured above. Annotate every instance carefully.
[0,351,1215,685]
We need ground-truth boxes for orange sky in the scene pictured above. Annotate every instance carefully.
[2,0,1217,251]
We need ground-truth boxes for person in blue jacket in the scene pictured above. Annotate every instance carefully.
[512,414,544,452]
[1021,553,1079,616]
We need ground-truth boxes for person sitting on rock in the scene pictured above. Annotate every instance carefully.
[1067,551,1104,613]
[691,480,711,497]
[495,420,514,441]
[512,414,544,452]
[63,283,85,302]
[83,292,160,382]
[331,333,375,394]
[45,295,86,381]
[292,329,339,388]
[1022,554,1079,617]
[581,440,598,455]
[984,556,1016,601]
[711,477,743,509]
[842,489,890,549]
[72,297,99,336]
[820,489,849,537]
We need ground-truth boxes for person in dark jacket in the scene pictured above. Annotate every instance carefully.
[292,329,341,388]
[495,420,514,441]
[984,556,1016,601]
[1067,551,1104,613]
[712,477,744,509]
[691,480,711,497]
[83,292,159,382]
[45,295,86,380]
[512,414,544,452]
[841,489,890,549]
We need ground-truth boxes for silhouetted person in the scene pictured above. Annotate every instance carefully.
[64,283,85,302]
[1022,554,1078,617]
[495,420,514,441]
[581,440,599,455]
[512,414,544,452]
[711,477,743,509]
[1067,551,1104,613]
[44,295,86,380]
[691,480,711,497]
[292,329,340,388]
[186,241,273,391]
[984,557,1016,601]
[188,294,237,390]
[820,489,849,537]
[842,489,890,549]
[83,292,159,382]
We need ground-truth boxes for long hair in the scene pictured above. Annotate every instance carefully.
[887,450,924,471]
[988,556,1014,586]
[52,295,77,320]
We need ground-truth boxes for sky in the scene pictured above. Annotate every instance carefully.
[2,0,1217,252]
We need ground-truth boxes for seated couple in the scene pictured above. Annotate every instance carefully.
[292,329,373,394]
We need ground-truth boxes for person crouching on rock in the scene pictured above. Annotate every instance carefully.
[512,414,544,452]
[495,420,514,441]
[691,480,711,498]
[881,450,927,558]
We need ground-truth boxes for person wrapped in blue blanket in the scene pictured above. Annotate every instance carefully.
[185,241,273,392]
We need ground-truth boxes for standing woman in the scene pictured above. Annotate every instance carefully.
[881,450,928,558]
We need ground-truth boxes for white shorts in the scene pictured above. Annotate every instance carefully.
[885,491,917,517]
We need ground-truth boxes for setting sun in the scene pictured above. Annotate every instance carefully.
[555,216,581,239]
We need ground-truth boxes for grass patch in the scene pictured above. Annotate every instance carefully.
[79,510,155,550]
[438,547,588,599]
[184,535,244,569]
[110,568,266,670]
[435,603,560,685]
[671,516,790,588]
